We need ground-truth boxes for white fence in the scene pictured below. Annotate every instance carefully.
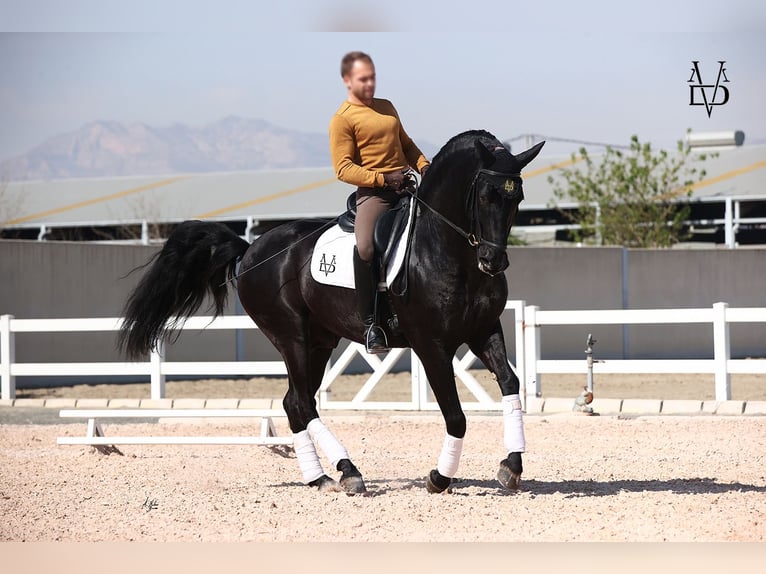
[2,301,765,406]
[523,302,766,401]
[0,302,525,410]
[0,315,286,402]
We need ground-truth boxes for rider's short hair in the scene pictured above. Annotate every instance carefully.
[340,51,373,78]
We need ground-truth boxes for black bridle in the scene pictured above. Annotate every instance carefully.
[465,168,523,249]
[405,167,523,251]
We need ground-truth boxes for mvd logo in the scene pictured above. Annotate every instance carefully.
[688,61,730,118]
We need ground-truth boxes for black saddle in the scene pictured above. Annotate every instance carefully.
[337,192,357,233]
[337,192,411,268]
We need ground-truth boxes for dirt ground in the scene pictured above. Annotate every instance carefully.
[1,414,764,542]
[15,372,766,402]
[6,371,766,542]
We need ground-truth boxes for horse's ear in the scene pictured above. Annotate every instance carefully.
[514,141,546,170]
[474,140,496,167]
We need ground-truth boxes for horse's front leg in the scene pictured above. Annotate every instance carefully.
[470,321,525,491]
[415,346,467,494]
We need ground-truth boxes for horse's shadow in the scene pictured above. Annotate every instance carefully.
[267,477,425,497]
[442,477,766,498]
[268,477,766,498]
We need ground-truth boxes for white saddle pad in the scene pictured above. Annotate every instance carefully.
[310,200,414,290]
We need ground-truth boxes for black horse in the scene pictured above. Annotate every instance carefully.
[119,130,544,494]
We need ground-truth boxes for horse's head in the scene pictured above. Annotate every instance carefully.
[469,139,545,276]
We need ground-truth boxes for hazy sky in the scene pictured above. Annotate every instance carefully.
[1,0,764,161]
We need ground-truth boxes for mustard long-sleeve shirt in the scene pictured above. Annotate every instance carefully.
[329,98,430,188]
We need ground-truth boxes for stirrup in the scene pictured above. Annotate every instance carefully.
[365,324,390,354]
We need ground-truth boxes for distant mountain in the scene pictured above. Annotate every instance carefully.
[0,116,335,181]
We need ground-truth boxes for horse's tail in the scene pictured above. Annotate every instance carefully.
[118,220,250,360]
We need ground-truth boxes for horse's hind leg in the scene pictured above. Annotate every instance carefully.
[279,332,366,494]
[469,321,525,491]
[258,312,333,492]
[305,341,366,495]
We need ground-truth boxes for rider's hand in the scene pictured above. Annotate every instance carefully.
[420,165,429,179]
[383,171,406,191]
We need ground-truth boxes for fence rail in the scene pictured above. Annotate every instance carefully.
[0,301,525,411]
[2,301,764,406]
[522,302,766,401]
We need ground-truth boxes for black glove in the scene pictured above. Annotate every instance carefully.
[383,171,406,191]
[420,165,430,179]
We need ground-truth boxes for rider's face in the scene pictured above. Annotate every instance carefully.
[344,60,376,105]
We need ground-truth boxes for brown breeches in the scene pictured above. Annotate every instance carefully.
[354,187,400,262]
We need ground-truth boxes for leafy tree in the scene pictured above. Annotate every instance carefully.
[548,134,713,247]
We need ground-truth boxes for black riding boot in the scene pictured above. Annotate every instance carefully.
[353,248,390,354]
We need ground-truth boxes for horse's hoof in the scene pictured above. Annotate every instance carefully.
[340,474,367,495]
[497,457,522,491]
[336,459,367,495]
[425,469,452,494]
[310,475,343,493]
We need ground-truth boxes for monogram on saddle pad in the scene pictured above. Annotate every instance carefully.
[310,192,415,290]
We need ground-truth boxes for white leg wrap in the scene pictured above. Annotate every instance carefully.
[307,418,349,468]
[436,434,464,478]
[293,430,325,483]
[503,394,526,453]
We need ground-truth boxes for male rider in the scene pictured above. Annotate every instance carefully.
[328,51,430,353]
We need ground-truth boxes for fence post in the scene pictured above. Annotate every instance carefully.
[523,305,541,400]
[412,350,430,409]
[1,315,15,400]
[318,361,331,407]
[508,300,526,409]
[712,302,731,400]
[150,341,166,400]
[410,350,421,409]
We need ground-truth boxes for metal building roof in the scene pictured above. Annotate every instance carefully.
[2,144,765,230]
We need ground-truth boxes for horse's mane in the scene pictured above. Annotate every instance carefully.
[428,129,503,172]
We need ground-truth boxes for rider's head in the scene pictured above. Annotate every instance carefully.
[341,51,376,105]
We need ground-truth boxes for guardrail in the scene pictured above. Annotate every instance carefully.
[2,301,764,406]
